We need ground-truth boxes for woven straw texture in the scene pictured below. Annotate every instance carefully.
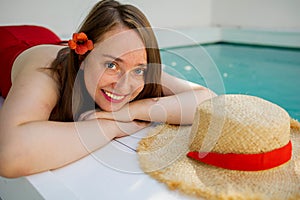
[137,95,300,200]
[189,95,290,154]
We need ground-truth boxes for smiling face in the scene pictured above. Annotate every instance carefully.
[80,27,147,111]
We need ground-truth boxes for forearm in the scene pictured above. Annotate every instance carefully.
[0,119,117,178]
[133,88,216,125]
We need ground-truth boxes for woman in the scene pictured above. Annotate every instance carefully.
[0,0,215,178]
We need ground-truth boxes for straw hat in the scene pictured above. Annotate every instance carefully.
[137,94,300,200]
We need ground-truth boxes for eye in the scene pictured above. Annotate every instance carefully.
[133,68,146,76]
[105,62,117,70]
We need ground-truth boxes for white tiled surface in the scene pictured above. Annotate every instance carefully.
[0,126,198,200]
[154,27,300,49]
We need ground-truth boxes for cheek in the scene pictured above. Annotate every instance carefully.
[130,81,145,99]
[84,68,104,94]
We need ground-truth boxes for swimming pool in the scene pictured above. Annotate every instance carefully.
[161,43,300,121]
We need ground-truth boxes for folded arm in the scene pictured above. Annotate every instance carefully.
[0,47,147,178]
[88,72,217,124]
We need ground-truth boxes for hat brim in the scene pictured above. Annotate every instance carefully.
[137,122,300,200]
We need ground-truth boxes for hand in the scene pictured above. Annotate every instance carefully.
[78,104,135,122]
[114,120,150,138]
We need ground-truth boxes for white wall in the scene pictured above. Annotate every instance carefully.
[0,0,98,38]
[121,0,212,28]
[0,0,212,39]
[0,0,299,39]
[211,0,300,30]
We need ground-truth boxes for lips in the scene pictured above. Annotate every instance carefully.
[101,89,126,103]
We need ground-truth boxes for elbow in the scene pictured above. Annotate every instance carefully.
[194,87,217,104]
[0,122,30,178]
[209,90,217,99]
[0,154,21,179]
[0,163,19,179]
[0,139,28,178]
[0,151,28,179]
[203,87,217,99]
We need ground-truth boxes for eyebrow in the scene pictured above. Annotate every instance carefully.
[102,54,147,67]
[103,54,124,62]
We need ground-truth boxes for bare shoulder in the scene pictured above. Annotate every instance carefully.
[12,44,65,81]
[2,45,65,125]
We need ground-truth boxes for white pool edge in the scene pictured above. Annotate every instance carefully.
[155,27,300,49]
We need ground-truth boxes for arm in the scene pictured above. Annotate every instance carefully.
[0,119,145,178]
[91,72,217,124]
[0,48,146,178]
[133,89,213,125]
[135,72,216,124]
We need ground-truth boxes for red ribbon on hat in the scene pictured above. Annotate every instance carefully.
[187,141,292,171]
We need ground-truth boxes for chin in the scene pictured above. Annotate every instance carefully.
[97,102,123,112]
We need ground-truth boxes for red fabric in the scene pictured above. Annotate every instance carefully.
[0,25,61,97]
[187,141,292,171]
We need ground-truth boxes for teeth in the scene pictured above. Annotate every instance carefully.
[104,90,125,100]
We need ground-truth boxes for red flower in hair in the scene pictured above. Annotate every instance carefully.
[68,32,94,55]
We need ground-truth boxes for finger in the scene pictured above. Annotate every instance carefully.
[78,110,96,121]
[84,111,115,121]
[84,112,98,120]
[78,111,91,121]
[95,112,113,120]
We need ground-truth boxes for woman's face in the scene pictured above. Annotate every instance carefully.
[81,27,147,112]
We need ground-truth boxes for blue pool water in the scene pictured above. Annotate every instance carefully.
[161,43,300,120]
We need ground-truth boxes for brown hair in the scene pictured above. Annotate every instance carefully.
[49,0,163,121]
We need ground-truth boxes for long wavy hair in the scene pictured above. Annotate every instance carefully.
[49,0,163,121]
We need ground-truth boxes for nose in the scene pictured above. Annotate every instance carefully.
[111,72,133,94]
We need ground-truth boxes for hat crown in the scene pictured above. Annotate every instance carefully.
[189,95,290,154]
